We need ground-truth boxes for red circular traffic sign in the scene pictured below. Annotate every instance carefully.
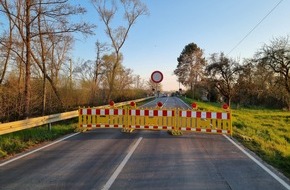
[151,71,163,83]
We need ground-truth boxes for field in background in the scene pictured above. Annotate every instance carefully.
[181,97,290,178]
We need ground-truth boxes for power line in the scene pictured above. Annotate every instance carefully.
[227,0,284,56]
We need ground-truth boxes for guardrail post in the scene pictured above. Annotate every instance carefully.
[48,123,52,131]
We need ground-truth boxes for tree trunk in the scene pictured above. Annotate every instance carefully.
[24,0,31,118]
[0,5,14,85]
[106,54,120,102]
[226,96,231,107]
[107,74,114,102]
[42,73,47,115]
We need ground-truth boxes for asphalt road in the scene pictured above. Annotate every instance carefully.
[0,97,289,190]
[141,96,191,109]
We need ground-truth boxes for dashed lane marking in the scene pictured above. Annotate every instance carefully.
[101,137,143,190]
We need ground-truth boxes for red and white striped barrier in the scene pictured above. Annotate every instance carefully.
[80,124,123,128]
[79,106,232,136]
[179,127,230,134]
[129,125,173,130]
[129,109,175,117]
[80,108,125,116]
[179,111,230,119]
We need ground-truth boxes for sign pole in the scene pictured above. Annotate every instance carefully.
[151,70,163,98]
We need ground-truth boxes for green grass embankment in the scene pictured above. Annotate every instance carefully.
[0,119,77,159]
[181,96,290,179]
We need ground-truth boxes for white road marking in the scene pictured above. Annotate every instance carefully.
[223,135,290,190]
[102,137,143,190]
[0,132,80,167]
[176,97,191,109]
[162,97,169,108]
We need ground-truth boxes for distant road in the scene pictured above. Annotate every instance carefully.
[141,96,191,109]
[1,97,289,190]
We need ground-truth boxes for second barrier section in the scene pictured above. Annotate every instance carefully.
[126,108,176,131]
[177,110,232,135]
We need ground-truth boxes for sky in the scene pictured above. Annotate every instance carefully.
[72,0,290,91]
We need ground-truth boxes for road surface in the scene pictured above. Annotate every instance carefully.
[1,97,289,190]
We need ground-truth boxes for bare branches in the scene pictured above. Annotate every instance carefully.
[92,0,148,52]
[256,36,290,94]
[0,0,96,117]
[91,0,149,101]
[206,52,243,106]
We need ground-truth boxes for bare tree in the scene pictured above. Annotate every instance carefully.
[255,36,290,110]
[206,52,243,106]
[91,0,149,101]
[134,74,145,89]
[255,36,290,109]
[115,67,134,91]
[0,13,15,85]
[94,41,108,84]
[90,41,108,104]
[101,52,122,91]
[0,0,95,117]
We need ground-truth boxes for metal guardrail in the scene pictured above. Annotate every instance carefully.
[0,97,153,135]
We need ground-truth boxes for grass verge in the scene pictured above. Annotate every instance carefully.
[181,96,290,179]
[0,119,78,159]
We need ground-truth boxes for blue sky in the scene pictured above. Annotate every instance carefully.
[72,0,290,91]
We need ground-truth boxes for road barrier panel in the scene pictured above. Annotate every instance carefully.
[177,110,232,135]
[79,108,125,129]
[127,108,176,131]
[79,104,232,136]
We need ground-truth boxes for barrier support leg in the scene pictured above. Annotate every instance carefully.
[77,108,87,132]
[122,107,134,133]
[230,110,233,137]
[169,108,182,136]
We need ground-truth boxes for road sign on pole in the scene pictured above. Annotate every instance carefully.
[151,71,163,83]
